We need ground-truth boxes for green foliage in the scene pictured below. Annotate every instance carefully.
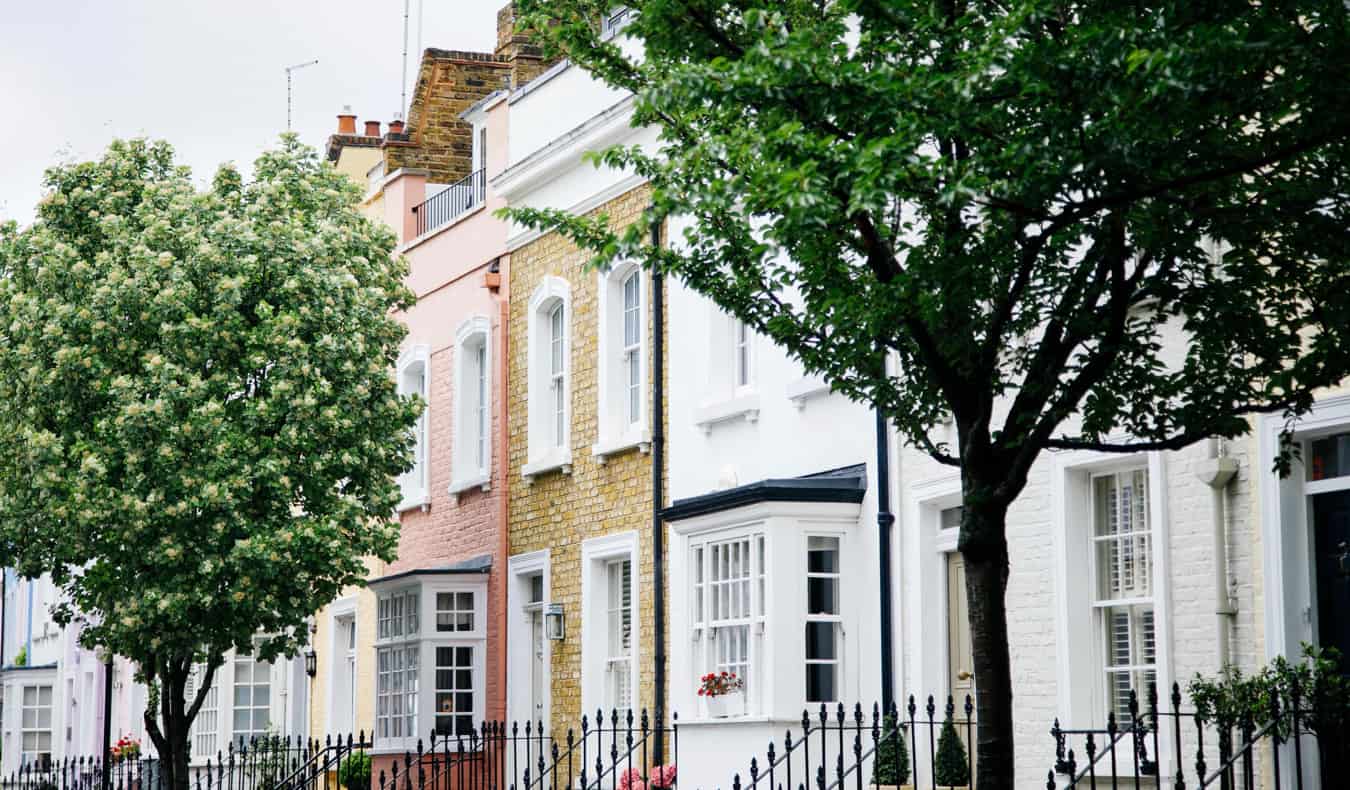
[933,716,970,788]
[870,714,910,787]
[0,136,416,778]
[338,751,372,790]
[1190,645,1350,741]
[504,4,1350,782]
[12,645,26,667]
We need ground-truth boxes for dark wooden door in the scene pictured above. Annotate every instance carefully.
[1312,490,1350,783]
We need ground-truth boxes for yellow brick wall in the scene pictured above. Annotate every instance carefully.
[507,183,668,736]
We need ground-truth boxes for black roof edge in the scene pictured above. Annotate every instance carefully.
[2,662,59,673]
[660,463,867,522]
[370,554,493,587]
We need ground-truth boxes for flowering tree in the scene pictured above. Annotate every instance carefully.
[0,137,417,789]
[508,2,1350,786]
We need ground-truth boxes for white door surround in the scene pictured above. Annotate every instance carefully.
[507,550,551,730]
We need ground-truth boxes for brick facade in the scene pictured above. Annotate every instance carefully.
[507,184,665,736]
[385,51,512,185]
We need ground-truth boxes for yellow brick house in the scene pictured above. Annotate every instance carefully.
[494,38,666,739]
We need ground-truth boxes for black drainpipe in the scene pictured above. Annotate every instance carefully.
[876,405,896,714]
[650,217,667,764]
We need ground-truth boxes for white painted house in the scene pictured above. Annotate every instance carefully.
[0,571,312,775]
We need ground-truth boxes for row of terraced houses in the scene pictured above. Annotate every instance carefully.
[3,5,1349,789]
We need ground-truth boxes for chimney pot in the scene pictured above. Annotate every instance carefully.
[388,119,406,136]
[337,108,357,135]
[364,120,381,137]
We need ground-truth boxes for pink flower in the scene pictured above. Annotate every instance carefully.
[618,768,644,790]
[651,764,677,789]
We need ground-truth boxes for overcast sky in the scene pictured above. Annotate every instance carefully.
[0,0,501,225]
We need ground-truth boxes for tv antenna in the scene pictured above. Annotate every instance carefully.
[400,0,424,119]
[285,59,320,130]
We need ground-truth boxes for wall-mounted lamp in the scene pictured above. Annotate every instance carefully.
[304,647,317,678]
[544,603,565,641]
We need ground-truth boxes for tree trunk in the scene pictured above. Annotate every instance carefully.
[143,658,211,790]
[961,496,1016,790]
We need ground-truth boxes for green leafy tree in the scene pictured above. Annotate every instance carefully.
[506,2,1350,786]
[0,137,417,790]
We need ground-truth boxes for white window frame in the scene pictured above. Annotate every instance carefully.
[524,277,572,480]
[580,533,640,715]
[19,683,53,769]
[804,534,844,704]
[689,528,765,719]
[594,264,650,460]
[189,664,220,759]
[397,345,431,510]
[372,578,487,752]
[230,653,273,746]
[450,316,493,497]
[1051,448,1172,771]
[693,305,760,433]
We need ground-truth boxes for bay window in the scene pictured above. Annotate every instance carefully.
[231,655,272,744]
[373,577,487,749]
[690,533,765,713]
[20,684,52,768]
[805,537,842,703]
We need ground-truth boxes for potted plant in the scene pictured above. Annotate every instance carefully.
[933,714,970,790]
[870,715,911,790]
[110,735,142,763]
[697,671,744,718]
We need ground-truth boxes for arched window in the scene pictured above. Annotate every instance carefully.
[451,317,492,496]
[524,277,572,480]
[397,346,431,508]
[594,264,648,461]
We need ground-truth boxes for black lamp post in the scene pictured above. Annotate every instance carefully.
[100,647,113,790]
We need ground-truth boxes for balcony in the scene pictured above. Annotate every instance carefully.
[411,168,485,238]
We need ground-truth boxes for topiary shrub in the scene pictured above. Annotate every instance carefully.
[933,714,970,788]
[338,751,372,790]
[870,714,910,787]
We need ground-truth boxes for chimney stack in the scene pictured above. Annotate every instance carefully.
[337,105,357,134]
[388,118,406,136]
[364,120,381,137]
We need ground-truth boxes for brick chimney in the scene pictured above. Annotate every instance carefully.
[494,2,551,89]
[364,120,381,137]
[388,118,406,136]
[337,106,357,134]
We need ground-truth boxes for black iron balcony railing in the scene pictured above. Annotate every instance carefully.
[412,169,486,238]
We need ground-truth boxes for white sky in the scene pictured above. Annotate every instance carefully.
[0,0,501,225]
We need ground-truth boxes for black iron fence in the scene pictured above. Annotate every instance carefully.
[2,735,370,790]
[727,697,977,790]
[1048,682,1341,789]
[412,169,486,237]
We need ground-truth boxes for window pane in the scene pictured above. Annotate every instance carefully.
[806,663,837,703]
[808,577,838,615]
[939,506,963,531]
[805,622,837,660]
[1310,433,1350,480]
[807,537,839,573]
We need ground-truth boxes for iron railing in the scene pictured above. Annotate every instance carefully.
[728,696,977,790]
[1,734,371,790]
[1048,682,1339,789]
[412,169,485,237]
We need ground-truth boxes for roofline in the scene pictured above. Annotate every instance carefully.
[369,557,493,587]
[660,466,867,522]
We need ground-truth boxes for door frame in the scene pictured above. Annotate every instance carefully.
[507,550,551,730]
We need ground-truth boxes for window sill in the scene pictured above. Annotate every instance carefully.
[674,714,786,726]
[448,472,491,501]
[522,450,573,484]
[785,376,831,409]
[397,490,430,513]
[693,393,760,435]
[592,430,651,463]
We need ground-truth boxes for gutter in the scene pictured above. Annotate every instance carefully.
[650,218,668,764]
[1196,438,1239,669]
